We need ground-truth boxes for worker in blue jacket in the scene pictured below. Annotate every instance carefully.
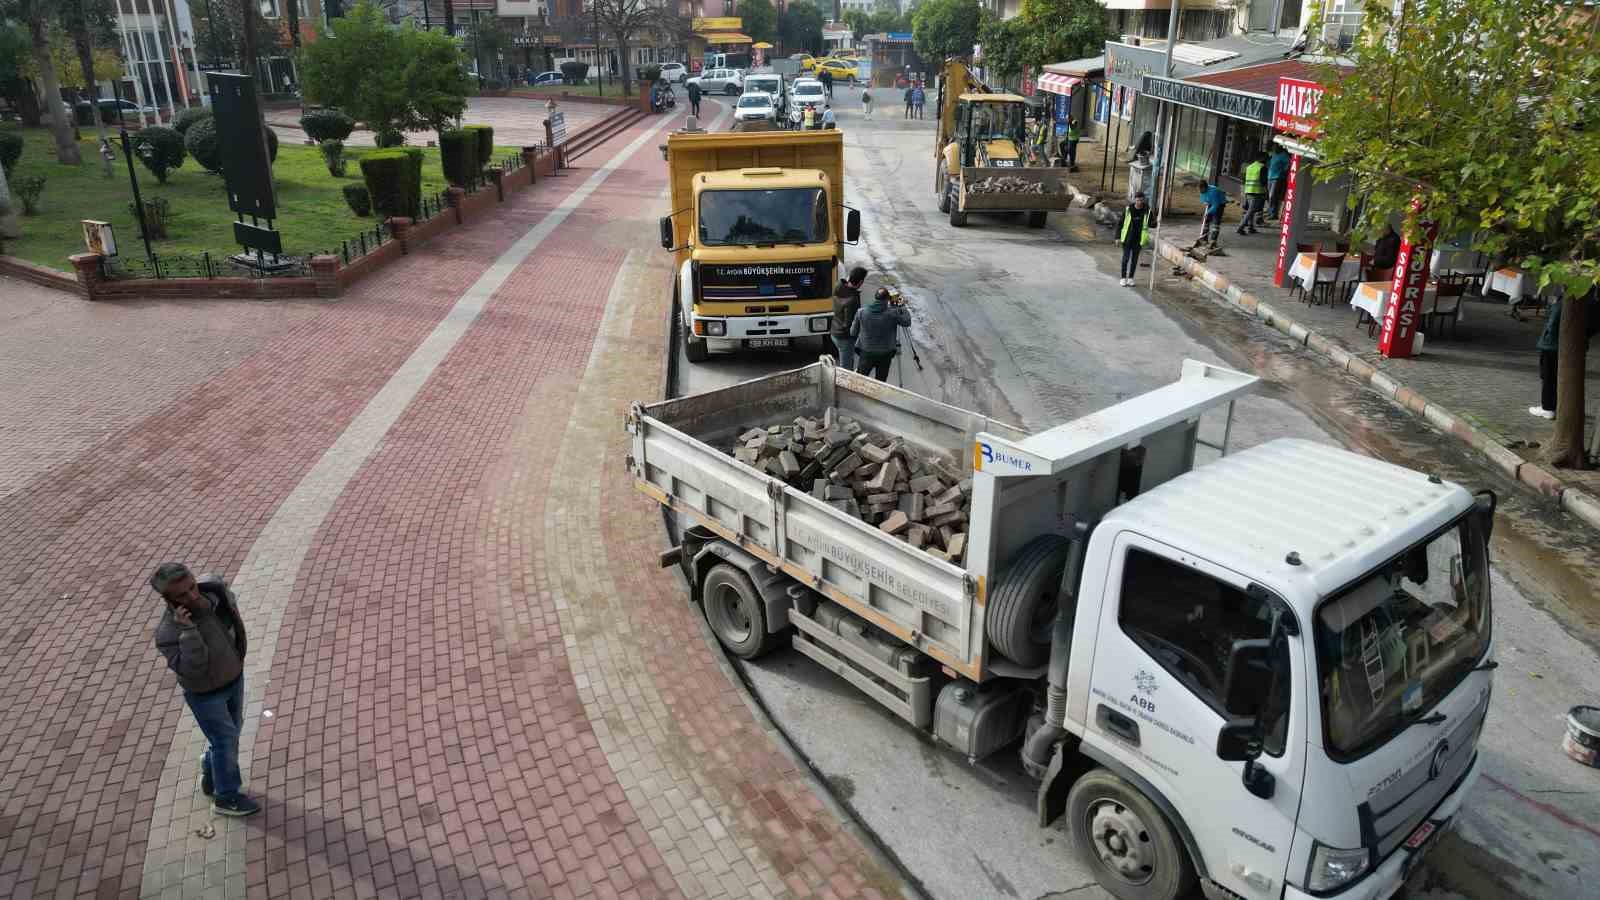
[1197,181,1228,249]
[1266,147,1292,220]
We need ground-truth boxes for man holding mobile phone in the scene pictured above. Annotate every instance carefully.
[151,562,260,817]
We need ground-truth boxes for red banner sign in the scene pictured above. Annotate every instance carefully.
[1272,153,1301,287]
[1378,216,1439,358]
[1274,77,1326,137]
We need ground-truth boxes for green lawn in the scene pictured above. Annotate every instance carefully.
[1,126,516,270]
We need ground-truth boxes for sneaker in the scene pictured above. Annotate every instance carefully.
[200,768,213,798]
[212,794,261,817]
[1529,406,1556,419]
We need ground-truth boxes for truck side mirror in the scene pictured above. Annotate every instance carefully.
[1472,489,1496,542]
[659,216,674,250]
[1216,720,1261,762]
[845,208,861,244]
[1220,637,1271,717]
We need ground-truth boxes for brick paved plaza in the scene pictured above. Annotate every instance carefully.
[267,98,615,150]
[0,106,900,900]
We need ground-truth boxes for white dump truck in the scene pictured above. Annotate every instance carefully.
[627,358,1496,900]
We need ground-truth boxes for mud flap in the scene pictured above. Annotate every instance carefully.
[1036,740,1072,828]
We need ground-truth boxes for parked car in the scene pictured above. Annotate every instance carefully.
[732,91,778,125]
[796,54,818,72]
[531,71,565,86]
[742,73,786,114]
[660,62,688,83]
[687,67,744,95]
[815,59,858,83]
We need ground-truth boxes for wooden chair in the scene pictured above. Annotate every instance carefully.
[1311,252,1346,305]
[1296,242,1318,254]
[1426,281,1467,339]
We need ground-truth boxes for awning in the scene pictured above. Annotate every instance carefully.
[1037,73,1082,95]
[705,33,753,44]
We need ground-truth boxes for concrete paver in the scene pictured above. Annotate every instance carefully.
[0,98,898,899]
[267,97,614,150]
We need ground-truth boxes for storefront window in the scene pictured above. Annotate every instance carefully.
[1173,107,1219,180]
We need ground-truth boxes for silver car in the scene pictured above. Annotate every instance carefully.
[688,68,744,96]
[733,91,777,124]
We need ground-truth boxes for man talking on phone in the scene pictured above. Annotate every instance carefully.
[151,562,260,817]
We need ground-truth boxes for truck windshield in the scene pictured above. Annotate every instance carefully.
[747,78,779,94]
[699,188,829,246]
[1314,514,1491,759]
[969,102,1025,143]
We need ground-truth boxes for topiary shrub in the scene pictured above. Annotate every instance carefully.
[560,60,589,85]
[14,175,45,214]
[463,125,494,175]
[374,128,406,148]
[0,130,22,174]
[342,183,371,216]
[438,129,476,186]
[401,147,423,218]
[186,120,278,174]
[321,139,347,177]
[131,125,186,184]
[300,109,355,143]
[639,64,662,84]
[360,149,415,220]
[128,197,173,238]
[172,107,212,136]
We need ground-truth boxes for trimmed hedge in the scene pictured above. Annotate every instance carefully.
[463,125,494,174]
[186,120,279,174]
[560,61,589,85]
[172,107,212,136]
[300,109,355,143]
[132,125,186,183]
[438,129,476,186]
[639,64,662,84]
[359,150,414,220]
[0,130,22,174]
[343,183,371,216]
[374,128,405,148]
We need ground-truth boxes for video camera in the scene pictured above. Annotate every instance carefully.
[880,285,906,307]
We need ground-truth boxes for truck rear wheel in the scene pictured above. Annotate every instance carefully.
[937,164,951,212]
[701,564,779,659]
[987,534,1072,667]
[1027,210,1048,228]
[1067,770,1196,900]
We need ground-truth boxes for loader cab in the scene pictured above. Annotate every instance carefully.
[952,94,1027,167]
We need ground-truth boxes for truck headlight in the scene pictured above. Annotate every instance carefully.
[704,320,726,336]
[1307,843,1370,892]
[809,316,830,333]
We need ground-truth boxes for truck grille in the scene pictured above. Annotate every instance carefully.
[699,261,832,302]
[1358,690,1489,859]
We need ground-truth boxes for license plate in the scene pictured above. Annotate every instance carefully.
[1403,821,1437,850]
[1401,817,1449,878]
[747,338,790,349]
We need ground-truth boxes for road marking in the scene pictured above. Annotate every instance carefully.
[137,111,681,899]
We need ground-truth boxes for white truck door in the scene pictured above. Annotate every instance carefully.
[1082,533,1307,899]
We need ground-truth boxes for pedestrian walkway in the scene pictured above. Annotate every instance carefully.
[0,101,899,900]
[267,97,613,149]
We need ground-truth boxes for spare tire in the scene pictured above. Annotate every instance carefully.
[987,535,1073,667]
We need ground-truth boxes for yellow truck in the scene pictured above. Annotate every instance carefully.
[934,61,1072,228]
[659,129,861,363]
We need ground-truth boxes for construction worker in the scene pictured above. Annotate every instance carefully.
[1064,118,1080,170]
[1197,181,1228,249]
[1237,153,1268,235]
[1118,193,1150,287]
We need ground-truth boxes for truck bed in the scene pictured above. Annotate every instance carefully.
[628,360,1026,678]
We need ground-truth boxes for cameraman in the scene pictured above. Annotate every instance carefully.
[850,287,911,381]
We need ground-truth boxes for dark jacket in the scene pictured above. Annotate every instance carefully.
[1538,298,1600,352]
[1119,205,1149,248]
[1373,230,1401,270]
[686,82,701,101]
[832,280,862,338]
[851,297,911,354]
[155,575,247,695]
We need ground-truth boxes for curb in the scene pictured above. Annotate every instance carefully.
[1147,235,1600,533]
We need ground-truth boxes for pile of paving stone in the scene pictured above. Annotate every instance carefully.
[730,411,971,564]
[968,175,1063,195]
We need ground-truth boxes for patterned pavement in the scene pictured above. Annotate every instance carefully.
[0,101,902,899]
[267,97,614,150]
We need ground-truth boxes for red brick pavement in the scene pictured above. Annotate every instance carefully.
[0,99,898,899]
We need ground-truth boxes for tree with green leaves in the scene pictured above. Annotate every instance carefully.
[298,1,472,140]
[976,0,1108,84]
[740,0,777,45]
[778,0,825,56]
[466,13,514,81]
[59,0,122,177]
[188,0,277,69]
[7,0,82,165]
[912,0,982,65]
[1309,0,1599,468]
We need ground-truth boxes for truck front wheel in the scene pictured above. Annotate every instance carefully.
[1067,770,1196,900]
[1027,210,1048,228]
[937,163,951,212]
[948,200,967,228]
[701,564,779,659]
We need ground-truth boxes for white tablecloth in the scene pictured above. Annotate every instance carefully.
[1350,281,1462,327]
[1288,252,1360,292]
[1487,267,1532,300]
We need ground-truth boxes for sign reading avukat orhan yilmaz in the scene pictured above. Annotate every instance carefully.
[208,73,283,257]
[1140,75,1274,125]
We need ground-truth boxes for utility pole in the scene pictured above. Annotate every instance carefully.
[445,0,456,35]
[592,0,603,97]
[1147,0,1181,293]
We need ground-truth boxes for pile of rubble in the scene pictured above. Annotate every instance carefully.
[730,411,971,564]
[968,175,1064,195]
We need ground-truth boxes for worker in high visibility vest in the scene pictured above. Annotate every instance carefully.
[1237,152,1269,235]
[1064,118,1080,170]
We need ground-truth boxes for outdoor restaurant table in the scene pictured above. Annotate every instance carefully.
[1287,252,1361,293]
[1349,281,1460,328]
[1487,267,1535,301]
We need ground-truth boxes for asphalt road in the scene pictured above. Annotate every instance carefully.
[657,100,1600,900]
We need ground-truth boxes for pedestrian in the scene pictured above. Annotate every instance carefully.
[1237,153,1268,235]
[1372,224,1401,271]
[1197,181,1227,249]
[822,104,836,129]
[861,87,873,118]
[1266,146,1292,220]
[851,287,912,381]
[832,265,868,369]
[1117,192,1150,286]
[904,85,914,119]
[686,79,702,118]
[912,83,926,119]
[1064,117,1079,169]
[820,68,833,98]
[1530,296,1600,418]
[151,563,260,817]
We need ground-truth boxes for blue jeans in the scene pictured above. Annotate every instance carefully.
[831,335,856,371]
[187,676,245,799]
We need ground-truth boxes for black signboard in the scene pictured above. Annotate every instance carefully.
[1140,75,1275,124]
[207,73,278,221]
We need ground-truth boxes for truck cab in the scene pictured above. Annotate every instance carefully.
[658,130,860,362]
